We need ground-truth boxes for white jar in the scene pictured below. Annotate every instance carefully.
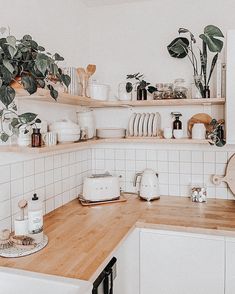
[163,128,172,139]
[192,123,206,140]
[77,109,95,139]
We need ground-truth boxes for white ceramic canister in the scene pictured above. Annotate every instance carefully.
[88,83,110,101]
[77,109,95,139]
[192,123,206,140]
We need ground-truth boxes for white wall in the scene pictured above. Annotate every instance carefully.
[88,0,235,98]
[1,0,89,67]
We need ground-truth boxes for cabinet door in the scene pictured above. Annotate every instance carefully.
[226,238,235,293]
[140,229,224,294]
[113,229,140,294]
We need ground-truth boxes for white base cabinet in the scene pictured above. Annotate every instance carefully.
[113,229,140,294]
[140,229,225,294]
[226,238,235,294]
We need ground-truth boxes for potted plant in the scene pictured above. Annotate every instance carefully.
[167,25,224,98]
[126,73,157,100]
[0,27,71,143]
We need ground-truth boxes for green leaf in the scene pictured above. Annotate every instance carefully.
[0,132,9,142]
[3,59,14,74]
[37,46,45,51]
[126,82,133,93]
[35,118,41,123]
[11,118,20,128]
[19,112,37,123]
[199,25,224,53]
[6,36,16,47]
[54,53,64,61]
[0,86,15,107]
[37,79,46,88]
[207,53,218,85]
[8,45,17,58]
[21,76,37,95]
[61,74,71,87]
[47,85,58,100]
[22,35,32,41]
[167,37,189,58]
[35,54,48,75]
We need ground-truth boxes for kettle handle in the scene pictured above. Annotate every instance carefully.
[134,172,143,187]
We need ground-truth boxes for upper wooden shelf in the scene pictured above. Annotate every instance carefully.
[16,89,225,108]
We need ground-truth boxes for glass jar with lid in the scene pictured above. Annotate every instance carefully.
[174,78,188,99]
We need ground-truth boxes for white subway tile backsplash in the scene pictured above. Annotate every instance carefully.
[180,174,191,186]
[136,149,146,161]
[0,182,10,202]
[55,194,62,209]
[54,181,62,196]
[158,161,168,173]
[215,163,226,175]
[46,198,54,214]
[146,150,157,161]
[158,151,168,161]
[203,163,215,175]
[45,184,54,200]
[11,179,23,198]
[116,149,125,160]
[95,149,104,160]
[45,156,54,171]
[54,168,62,182]
[169,162,179,174]
[203,152,215,163]
[126,160,135,171]
[192,151,203,163]
[11,162,23,180]
[62,153,69,166]
[105,149,115,160]
[45,170,54,186]
[54,154,62,168]
[0,165,10,184]
[192,162,203,175]
[216,152,228,164]
[180,162,191,174]
[136,161,146,171]
[169,174,179,185]
[35,158,45,174]
[126,149,135,160]
[24,175,35,193]
[159,184,168,195]
[169,185,180,196]
[35,173,45,189]
[24,160,35,177]
[0,200,11,220]
[168,151,179,162]
[159,173,168,185]
[215,187,228,199]
[180,151,191,162]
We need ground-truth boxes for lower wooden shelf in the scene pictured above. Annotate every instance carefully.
[0,137,210,153]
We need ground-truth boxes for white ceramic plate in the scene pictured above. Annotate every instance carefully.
[134,113,141,137]
[143,113,150,137]
[128,113,136,136]
[96,128,126,139]
[152,112,161,137]
[148,113,154,137]
[138,113,146,137]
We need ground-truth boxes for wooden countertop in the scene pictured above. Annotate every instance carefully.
[1,194,235,282]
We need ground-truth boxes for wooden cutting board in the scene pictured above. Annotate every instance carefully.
[213,154,235,195]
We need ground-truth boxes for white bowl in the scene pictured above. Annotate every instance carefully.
[96,128,126,139]
[173,129,183,139]
[57,133,80,143]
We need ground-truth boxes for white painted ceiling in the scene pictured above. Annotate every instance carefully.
[83,0,151,7]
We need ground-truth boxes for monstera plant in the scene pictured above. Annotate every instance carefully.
[167,25,224,98]
[0,27,71,142]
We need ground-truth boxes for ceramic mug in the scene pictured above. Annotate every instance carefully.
[173,129,183,139]
[192,123,206,140]
[163,128,172,139]
[42,132,57,146]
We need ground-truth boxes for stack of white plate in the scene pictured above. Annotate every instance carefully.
[128,113,161,137]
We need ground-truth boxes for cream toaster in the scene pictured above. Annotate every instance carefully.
[82,172,120,202]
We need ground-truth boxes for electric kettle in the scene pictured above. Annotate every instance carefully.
[134,169,160,201]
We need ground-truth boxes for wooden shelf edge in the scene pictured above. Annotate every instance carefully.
[16,89,225,108]
[0,138,211,153]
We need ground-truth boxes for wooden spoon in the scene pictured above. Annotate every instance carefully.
[86,64,96,78]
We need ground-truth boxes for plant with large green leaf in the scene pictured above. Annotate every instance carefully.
[167,25,224,98]
[0,27,71,142]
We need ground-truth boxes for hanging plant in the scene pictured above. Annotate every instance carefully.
[0,27,71,142]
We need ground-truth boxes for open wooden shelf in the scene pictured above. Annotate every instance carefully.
[0,137,211,153]
[16,89,225,108]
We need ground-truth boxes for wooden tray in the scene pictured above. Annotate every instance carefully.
[78,195,127,206]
